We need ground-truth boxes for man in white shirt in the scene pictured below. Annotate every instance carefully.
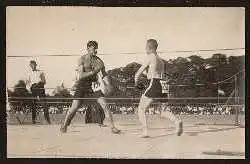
[26,60,51,124]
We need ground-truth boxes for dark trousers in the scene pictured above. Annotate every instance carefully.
[30,82,50,124]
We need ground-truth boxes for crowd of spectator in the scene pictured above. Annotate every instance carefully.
[7,101,244,116]
[110,104,245,115]
[161,104,244,115]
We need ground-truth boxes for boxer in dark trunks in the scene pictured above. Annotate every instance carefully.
[134,39,183,138]
[60,41,120,134]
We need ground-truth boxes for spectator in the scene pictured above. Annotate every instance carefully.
[241,106,245,113]
[25,60,51,124]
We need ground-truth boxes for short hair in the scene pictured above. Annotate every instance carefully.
[29,60,37,65]
[147,39,158,50]
[87,40,98,49]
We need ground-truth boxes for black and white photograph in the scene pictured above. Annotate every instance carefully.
[6,7,245,158]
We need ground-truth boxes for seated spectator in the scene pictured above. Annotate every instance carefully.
[241,106,245,112]
[149,108,155,115]
[120,106,127,114]
[193,106,198,114]
[79,107,84,114]
[127,107,133,113]
[199,106,204,112]
[155,109,161,114]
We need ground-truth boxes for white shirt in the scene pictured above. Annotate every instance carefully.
[26,69,46,90]
[199,107,204,111]
[28,70,43,84]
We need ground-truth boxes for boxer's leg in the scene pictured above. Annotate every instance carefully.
[97,97,120,134]
[138,95,153,138]
[60,99,82,133]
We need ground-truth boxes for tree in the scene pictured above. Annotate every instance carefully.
[107,62,147,98]
[7,88,13,98]
[53,82,71,98]
[50,82,72,113]
[228,55,244,73]
[8,80,32,112]
[188,55,205,67]
[211,53,227,66]
[105,54,244,100]
[12,80,30,97]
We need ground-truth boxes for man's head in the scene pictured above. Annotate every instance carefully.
[29,60,37,70]
[146,39,158,54]
[87,40,98,55]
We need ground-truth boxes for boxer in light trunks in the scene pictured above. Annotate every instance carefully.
[134,39,183,138]
[60,41,120,134]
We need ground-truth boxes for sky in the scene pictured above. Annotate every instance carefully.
[6,7,245,94]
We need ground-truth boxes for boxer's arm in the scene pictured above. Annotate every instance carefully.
[79,58,105,79]
[25,71,32,91]
[73,58,84,85]
[78,64,94,79]
[75,57,93,80]
[92,59,104,75]
[25,76,31,86]
[75,56,95,80]
[134,59,150,85]
[79,71,94,79]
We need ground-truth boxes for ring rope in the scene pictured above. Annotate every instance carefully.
[6,48,244,58]
[8,100,245,107]
[7,97,245,100]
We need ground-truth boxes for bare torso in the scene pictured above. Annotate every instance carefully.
[147,53,164,79]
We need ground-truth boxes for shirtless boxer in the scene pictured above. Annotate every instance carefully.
[60,41,120,134]
[134,39,183,138]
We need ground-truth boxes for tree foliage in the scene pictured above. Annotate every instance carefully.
[108,54,244,99]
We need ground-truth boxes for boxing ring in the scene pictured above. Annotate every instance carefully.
[6,48,245,158]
